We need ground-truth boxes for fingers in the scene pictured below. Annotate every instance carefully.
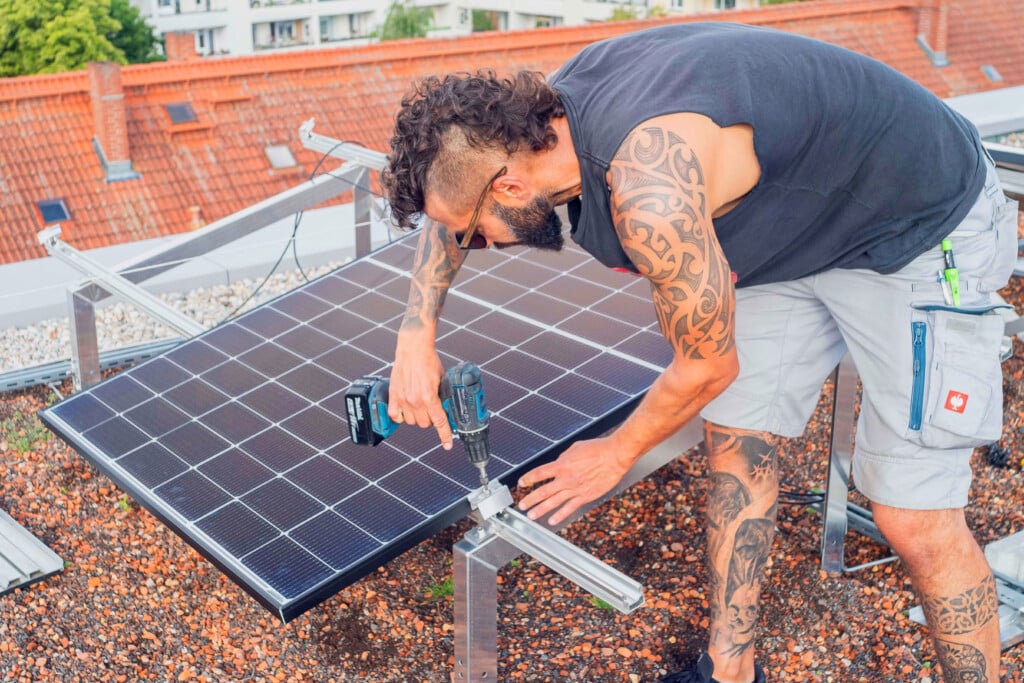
[520,486,582,525]
[387,392,454,450]
[430,405,454,450]
[517,465,581,524]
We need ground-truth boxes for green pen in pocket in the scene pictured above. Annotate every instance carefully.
[941,238,960,307]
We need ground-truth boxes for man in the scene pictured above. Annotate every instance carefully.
[380,22,1019,683]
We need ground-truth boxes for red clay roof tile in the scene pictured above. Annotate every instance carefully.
[0,0,1021,265]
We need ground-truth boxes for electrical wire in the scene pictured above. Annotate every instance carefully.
[220,139,391,322]
[777,481,825,506]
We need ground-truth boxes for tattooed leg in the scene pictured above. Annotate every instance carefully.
[872,505,1000,683]
[703,422,778,683]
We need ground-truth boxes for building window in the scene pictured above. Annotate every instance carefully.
[37,199,70,224]
[670,0,683,8]
[715,0,736,8]
[165,102,198,124]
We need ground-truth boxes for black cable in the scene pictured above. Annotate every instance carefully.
[777,482,825,506]
[220,139,392,322]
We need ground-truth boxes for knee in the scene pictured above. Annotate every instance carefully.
[871,506,971,568]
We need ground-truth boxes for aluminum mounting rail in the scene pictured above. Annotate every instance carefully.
[298,119,388,172]
[38,226,205,339]
[453,420,704,682]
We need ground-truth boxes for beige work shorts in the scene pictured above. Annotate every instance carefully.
[702,158,1019,510]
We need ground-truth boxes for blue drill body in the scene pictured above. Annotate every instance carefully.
[346,361,492,488]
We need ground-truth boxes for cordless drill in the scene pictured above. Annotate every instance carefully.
[345,361,492,490]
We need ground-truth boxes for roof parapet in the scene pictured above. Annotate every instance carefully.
[88,61,140,183]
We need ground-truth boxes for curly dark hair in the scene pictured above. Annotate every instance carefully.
[381,69,565,229]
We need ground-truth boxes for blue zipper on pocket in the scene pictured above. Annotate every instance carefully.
[909,322,926,430]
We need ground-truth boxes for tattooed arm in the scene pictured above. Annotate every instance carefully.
[388,218,468,449]
[519,114,740,524]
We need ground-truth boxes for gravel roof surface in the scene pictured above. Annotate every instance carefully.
[3,251,1024,683]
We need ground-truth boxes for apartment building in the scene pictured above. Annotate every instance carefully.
[137,0,759,56]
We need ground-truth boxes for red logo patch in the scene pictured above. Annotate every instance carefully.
[944,391,968,413]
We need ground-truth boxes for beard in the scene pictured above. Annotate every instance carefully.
[492,196,564,251]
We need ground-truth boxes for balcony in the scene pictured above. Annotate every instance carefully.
[157,0,228,15]
[250,0,309,6]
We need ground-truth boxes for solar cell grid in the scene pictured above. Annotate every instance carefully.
[40,236,671,621]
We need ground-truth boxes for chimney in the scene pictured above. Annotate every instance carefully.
[917,0,949,67]
[165,32,198,61]
[88,62,139,182]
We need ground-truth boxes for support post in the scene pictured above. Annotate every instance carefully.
[352,167,375,258]
[820,353,858,572]
[66,284,103,391]
[453,529,519,681]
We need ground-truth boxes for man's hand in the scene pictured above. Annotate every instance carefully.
[388,326,454,449]
[388,217,467,449]
[517,437,633,525]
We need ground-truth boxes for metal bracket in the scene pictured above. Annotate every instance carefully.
[467,484,513,521]
[297,119,388,171]
[40,226,206,339]
[452,421,704,682]
[39,226,206,391]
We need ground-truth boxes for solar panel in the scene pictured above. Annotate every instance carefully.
[40,236,673,622]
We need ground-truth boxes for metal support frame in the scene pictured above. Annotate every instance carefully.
[453,419,704,682]
[819,354,898,573]
[297,119,388,172]
[297,120,387,259]
[45,128,382,390]
[821,356,1024,648]
[39,226,206,391]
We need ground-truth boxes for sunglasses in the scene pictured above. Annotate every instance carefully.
[455,166,507,250]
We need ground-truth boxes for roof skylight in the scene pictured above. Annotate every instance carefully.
[37,199,70,224]
[164,102,198,124]
[265,145,297,169]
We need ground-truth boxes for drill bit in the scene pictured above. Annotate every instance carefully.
[474,461,489,493]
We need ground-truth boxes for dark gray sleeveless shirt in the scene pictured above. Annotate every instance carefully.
[549,23,986,287]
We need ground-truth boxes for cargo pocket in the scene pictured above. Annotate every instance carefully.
[977,197,1020,293]
[907,304,1010,448]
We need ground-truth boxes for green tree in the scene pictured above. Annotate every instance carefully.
[379,1,433,41]
[0,0,122,77]
[471,9,494,32]
[109,0,163,64]
[607,6,639,21]
[606,4,665,22]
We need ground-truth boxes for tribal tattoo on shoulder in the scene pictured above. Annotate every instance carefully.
[404,222,465,329]
[609,125,734,360]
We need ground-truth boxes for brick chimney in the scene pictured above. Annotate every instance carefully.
[165,32,198,61]
[88,61,139,182]
[917,0,949,67]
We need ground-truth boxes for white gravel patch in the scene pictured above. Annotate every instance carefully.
[0,263,344,374]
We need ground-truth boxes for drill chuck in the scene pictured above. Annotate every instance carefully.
[461,431,490,464]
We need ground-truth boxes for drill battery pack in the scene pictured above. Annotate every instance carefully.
[345,376,395,446]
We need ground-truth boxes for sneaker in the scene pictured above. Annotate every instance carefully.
[660,651,766,683]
